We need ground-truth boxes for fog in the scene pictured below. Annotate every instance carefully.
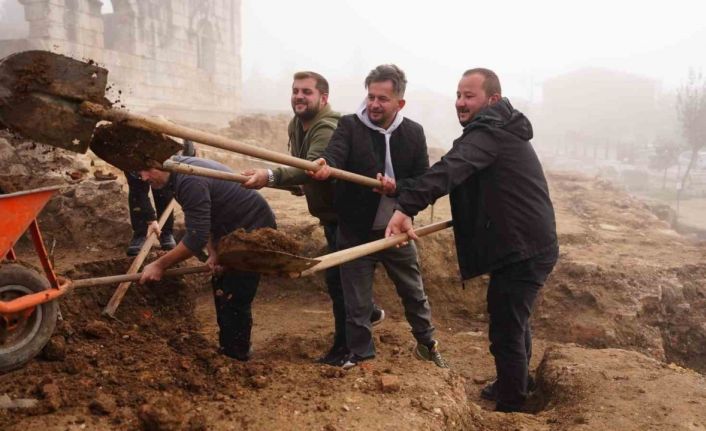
[1,0,706,228]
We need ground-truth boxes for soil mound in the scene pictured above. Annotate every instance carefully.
[218,227,302,255]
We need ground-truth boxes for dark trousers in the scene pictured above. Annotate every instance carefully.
[339,228,434,358]
[487,245,558,411]
[323,223,347,349]
[125,171,174,236]
[212,270,260,357]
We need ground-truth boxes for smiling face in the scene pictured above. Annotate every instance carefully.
[291,77,327,122]
[366,80,405,129]
[455,73,500,126]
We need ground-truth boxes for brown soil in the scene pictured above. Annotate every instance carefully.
[2,122,706,430]
[217,227,302,256]
[90,123,183,172]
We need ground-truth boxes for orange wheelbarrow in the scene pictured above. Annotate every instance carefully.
[0,185,69,372]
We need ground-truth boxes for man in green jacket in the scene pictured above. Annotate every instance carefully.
[242,71,384,365]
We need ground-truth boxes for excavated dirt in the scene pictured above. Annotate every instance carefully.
[2,121,706,430]
[217,227,302,256]
[90,123,183,172]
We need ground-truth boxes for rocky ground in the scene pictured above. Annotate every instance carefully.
[1,123,706,430]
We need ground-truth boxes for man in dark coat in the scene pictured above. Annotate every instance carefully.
[386,68,558,412]
[309,64,447,370]
[138,156,276,361]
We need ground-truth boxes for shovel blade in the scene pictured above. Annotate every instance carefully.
[218,249,320,276]
[90,123,183,172]
[0,51,109,153]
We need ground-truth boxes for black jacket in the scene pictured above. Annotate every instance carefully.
[396,99,557,279]
[323,114,429,243]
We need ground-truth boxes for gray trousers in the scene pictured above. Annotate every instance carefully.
[339,228,435,358]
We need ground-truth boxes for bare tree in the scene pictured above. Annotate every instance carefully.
[649,137,681,189]
[675,69,706,222]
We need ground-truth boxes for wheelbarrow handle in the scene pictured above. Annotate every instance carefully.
[71,265,211,289]
[80,101,382,189]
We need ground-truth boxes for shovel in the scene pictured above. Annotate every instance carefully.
[0,51,381,189]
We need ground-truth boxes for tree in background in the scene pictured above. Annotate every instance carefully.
[649,137,681,189]
[674,69,706,222]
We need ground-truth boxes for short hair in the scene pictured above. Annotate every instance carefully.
[293,71,329,95]
[365,64,407,98]
[462,68,502,96]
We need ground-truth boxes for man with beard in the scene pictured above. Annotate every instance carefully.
[138,156,276,362]
[385,68,558,412]
[241,71,384,365]
[308,65,447,370]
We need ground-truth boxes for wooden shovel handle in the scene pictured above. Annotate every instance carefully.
[102,198,178,317]
[299,219,453,277]
[74,264,211,289]
[161,161,303,193]
[80,102,382,189]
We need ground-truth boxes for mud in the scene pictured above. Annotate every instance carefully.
[90,123,183,172]
[217,227,302,256]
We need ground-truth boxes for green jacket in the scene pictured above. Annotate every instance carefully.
[273,104,340,224]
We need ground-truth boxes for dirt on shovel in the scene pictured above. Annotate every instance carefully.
[90,123,183,172]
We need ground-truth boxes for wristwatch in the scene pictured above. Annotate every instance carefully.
[266,169,275,187]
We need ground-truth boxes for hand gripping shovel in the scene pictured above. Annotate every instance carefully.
[0,51,381,189]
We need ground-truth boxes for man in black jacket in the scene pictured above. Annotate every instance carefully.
[386,68,558,412]
[138,156,276,361]
[309,64,447,370]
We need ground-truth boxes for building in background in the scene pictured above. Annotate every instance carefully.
[0,0,242,124]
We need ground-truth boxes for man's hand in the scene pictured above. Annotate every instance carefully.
[139,261,165,284]
[374,173,396,195]
[147,220,161,238]
[306,158,331,181]
[241,168,269,189]
[205,239,223,274]
[385,210,417,246]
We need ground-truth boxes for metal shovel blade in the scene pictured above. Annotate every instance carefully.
[217,249,320,276]
[90,123,183,172]
[0,51,109,153]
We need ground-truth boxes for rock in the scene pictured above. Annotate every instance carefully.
[137,401,184,431]
[0,393,39,409]
[380,375,401,393]
[42,335,67,361]
[83,320,114,339]
[90,393,117,415]
[40,383,62,411]
[186,414,208,431]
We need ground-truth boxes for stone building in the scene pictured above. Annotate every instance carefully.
[0,0,242,124]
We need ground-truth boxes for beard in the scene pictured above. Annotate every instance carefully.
[293,99,320,121]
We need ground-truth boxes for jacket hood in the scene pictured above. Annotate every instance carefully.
[464,97,533,141]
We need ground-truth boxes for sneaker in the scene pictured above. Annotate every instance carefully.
[160,232,176,250]
[414,340,449,368]
[126,235,146,256]
[480,376,536,401]
[317,344,349,366]
[339,353,372,370]
[219,345,253,362]
[370,307,385,327]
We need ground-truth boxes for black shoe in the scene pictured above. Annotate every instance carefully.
[160,232,176,250]
[480,375,536,401]
[219,345,253,362]
[317,345,349,366]
[339,353,372,370]
[126,235,146,256]
[370,307,386,327]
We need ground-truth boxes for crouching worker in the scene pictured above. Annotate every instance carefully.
[138,155,276,361]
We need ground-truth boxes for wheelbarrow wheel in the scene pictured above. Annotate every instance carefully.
[0,264,58,373]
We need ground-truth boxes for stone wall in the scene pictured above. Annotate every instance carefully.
[0,0,241,124]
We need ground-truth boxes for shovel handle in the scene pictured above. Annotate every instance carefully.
[71,265,211,289]
[102,198,178,317]
[161,160,302,193]
[80,102,382,189]
[299,219,453,277]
